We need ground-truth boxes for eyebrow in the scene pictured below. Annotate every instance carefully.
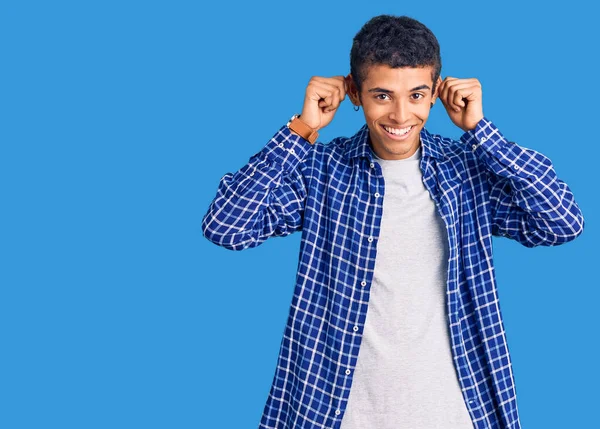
[368,84,431,93]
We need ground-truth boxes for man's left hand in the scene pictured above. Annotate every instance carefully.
[437,77,484,132]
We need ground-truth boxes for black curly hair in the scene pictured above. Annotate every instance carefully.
[350,15,442,97]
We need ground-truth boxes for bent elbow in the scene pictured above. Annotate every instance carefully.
[554,206,585,245]
[201,212,258,251]
[562,213,585,243]
[551,187,586,245]
[526,215,585,247]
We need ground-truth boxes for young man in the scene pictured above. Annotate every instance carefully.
[202,15,584,429]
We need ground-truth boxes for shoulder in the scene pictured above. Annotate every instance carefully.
[423,128,484,181]
[303,126,369,168]
[312,135,354,158]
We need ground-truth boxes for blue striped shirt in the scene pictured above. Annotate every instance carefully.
[202,117,584,428]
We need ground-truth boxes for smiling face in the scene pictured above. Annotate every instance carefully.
[348,64,441,160]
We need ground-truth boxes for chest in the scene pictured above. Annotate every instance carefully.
[305,156,490,249]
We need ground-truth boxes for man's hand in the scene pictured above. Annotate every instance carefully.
[299,76,347,131]
[438,77,484,132]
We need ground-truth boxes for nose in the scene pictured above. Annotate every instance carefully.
[388,99,410,124]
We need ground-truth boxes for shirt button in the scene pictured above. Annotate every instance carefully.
[367,237,373,242]
[480,137,487,143]
[335,410,341,416]
[361,280,367,287]
[472,144,477,150]
[250,171,254,176]
[353,326,359,332]
[370,162,375,168]
[374,192,380,197]
[278,143,284,148]
[289,148,295,154]
[345,369,351,375]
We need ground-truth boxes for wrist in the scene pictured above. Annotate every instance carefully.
[287,114,319,144]
[297,107,321,130]
[462,115,485,132]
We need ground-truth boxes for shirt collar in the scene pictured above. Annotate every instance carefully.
[344,124,445,161]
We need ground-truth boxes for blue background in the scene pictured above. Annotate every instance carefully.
[1,1,598,428]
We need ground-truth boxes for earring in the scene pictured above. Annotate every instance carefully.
[353,105,360,111]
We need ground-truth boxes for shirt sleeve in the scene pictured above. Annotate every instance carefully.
[201,124,315,251]
[460,117,585,247]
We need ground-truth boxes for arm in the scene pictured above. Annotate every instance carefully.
[437,77,584,247]
[460,118,585,247]
[202,75,349,251]
[201,125,314,251]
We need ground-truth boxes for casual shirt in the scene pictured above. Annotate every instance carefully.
[338,145,474,429]
[201,117,585,429]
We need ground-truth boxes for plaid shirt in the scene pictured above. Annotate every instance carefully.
[202,117,584,429]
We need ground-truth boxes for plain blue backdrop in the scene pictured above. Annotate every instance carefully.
[1,1,598,428]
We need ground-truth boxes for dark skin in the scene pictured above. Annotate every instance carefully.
[295,65,484,160]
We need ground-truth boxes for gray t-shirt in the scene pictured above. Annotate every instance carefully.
[339,144,474,429]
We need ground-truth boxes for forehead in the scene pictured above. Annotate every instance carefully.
[362,64,434,90]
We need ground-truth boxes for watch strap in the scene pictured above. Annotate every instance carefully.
[287,115,319,144]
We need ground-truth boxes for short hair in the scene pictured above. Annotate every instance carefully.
[350,15,442,96]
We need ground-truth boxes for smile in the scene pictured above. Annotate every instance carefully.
[381,124,414,141]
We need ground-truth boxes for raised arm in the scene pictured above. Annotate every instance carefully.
[202,75,348,251]
[461,118,584,247]
[201,127,313,251]
[437,77,584,247]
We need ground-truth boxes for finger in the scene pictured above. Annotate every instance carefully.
[316,76,347,99]
[343,75,350,93]
[441,77,463,98]
[321,95,333,112]
[440,77,460,105]
[463,86,481,101]
[318,80,345,99]
[331,80,344,105]
[338,79,346,100]
[323,82,345,111]
[458,81,482,100]
[438,84,450,109]
[312,76,344,89]
[450,83,481,109]
[326,92,342,113]
[447,83,472,109]
[452,89,467,109]
[437,78,445,94]
[436,81,446,105]
[443,79,479,95]
[444,81,472,111]
[441,76,458,89]
[307,81,339,103]
[440,79,454,110]
[329,76,347,102]
[307,78,337,97]
[317,91,339,113]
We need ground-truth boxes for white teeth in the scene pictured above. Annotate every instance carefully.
[383,125,412,135]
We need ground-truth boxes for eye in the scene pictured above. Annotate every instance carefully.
[375,93,391,100]
[411,93,424,100]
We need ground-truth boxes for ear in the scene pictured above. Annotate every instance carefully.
[345,74,361,106]
[431,76,443,105]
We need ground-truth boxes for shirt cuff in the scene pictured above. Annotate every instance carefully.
[226,124,315,194]
[261,124,315,169]
[459,117,508,157]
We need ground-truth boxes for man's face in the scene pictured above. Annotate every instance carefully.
[349,64,440,160]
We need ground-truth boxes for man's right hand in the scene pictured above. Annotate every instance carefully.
[299,75,348,131]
